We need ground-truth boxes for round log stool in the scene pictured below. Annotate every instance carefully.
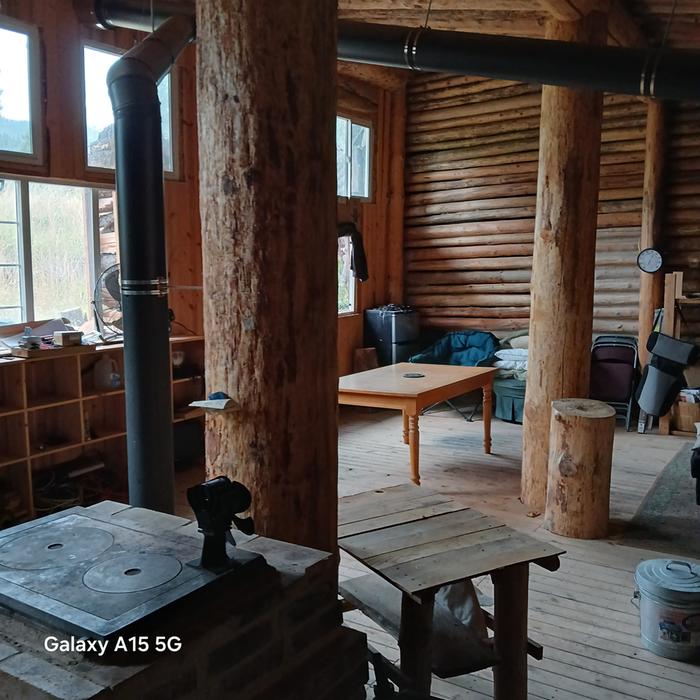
[544,399,616,539]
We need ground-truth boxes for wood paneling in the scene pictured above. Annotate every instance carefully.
[337,82,406,376]
[0,1,202,334]
[404,74,645,336]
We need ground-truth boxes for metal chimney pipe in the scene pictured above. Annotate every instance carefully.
[107,14,195,512]
[81,0,700,102]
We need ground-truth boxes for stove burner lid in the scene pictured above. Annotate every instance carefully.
[83,553,182,593]
[0,526,114,570]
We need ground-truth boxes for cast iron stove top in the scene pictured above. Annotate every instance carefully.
[0,506,261,638]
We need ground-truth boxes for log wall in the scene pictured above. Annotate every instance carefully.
[664,103,700,340]
[404,73,647,335]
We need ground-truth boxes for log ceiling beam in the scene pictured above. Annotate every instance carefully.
[337,61,408,91]
[539,0,647,47]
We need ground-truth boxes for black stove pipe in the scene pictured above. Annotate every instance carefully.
[83,0,700,102]
[107,14,195,512]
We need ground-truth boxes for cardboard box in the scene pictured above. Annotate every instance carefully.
[53,330,83,346]
[671,400,700,433]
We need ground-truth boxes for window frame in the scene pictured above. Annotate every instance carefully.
[0,15,44,165]
[336,112,373,202]
[0,175,113,326]
[81,39,180,179]
[337,232,357,317]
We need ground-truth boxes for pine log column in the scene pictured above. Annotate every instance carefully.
[521,11,607,512]
[196,1,338,554]
[638,101,667,366]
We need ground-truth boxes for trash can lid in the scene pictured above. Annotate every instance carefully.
[635,559,700,601]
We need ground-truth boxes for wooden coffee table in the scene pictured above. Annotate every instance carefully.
[338,363,497,485]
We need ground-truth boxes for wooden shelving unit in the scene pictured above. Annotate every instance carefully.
[0,336,204,525]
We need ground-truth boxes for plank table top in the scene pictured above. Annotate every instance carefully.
[338,484,564,601]
[338,362,496,399]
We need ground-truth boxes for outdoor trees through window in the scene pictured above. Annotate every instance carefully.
[84,45,174,171]
[0,21,39,158]
[0,178,118,329]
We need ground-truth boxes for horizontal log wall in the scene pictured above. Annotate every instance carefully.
[664,103,700,340]
[404,73,645,335]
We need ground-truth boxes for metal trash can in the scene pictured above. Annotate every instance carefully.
[634,559,700,660]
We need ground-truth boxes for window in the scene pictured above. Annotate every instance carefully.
[0,19,41,161]
[83,45,175,172]
[338,235,355,314]
[0,177,118,330]
[336,116,371,199]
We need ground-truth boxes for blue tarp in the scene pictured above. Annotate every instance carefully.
[409,331,499,367]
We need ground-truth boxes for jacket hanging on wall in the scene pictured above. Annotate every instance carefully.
[338,222,369,282]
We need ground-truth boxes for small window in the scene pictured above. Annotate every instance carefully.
[338,235,356,314]
[83,45,175,172]
[0,19,41,161]
[336,116,371,199]
[0,179,23,324]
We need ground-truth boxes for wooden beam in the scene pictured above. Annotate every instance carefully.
[638,101,667,366]
[521,12,607,513]
[538,0,646,46]
[196,0,338,553]
[337,61,408,91]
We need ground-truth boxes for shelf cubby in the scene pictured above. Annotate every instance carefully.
[0,413,28,466]
[28,403,82,457]
[80,350,124,397]
[83,394,126,441]
[172,375,206,417]
[0,461,32,526]
[0,360,25,414]
[26,356,80,408]
[171,338,205,380]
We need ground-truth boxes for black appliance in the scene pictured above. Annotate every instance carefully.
[364,305,420,366]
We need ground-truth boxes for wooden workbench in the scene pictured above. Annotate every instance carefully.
[339,484,564,698]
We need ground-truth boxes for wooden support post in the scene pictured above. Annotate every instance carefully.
[196,1,338,553]
[399,591,435,695]
[521,12,607,512]
[492,563,529,700]
[386,86,407,304]
[638,101,667,366]
[544,399,615,538]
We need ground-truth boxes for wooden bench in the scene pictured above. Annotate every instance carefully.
[338,485,564,699]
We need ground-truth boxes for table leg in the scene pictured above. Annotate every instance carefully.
[402,411,409,445]
[492,563,529,700]
[399,591,434,695]
[483,381,492,454]
[408,414,420,485]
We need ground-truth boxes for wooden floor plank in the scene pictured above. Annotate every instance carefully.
[336,408,699,699]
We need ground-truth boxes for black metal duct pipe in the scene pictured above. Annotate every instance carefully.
[107,14,195,512]
[85,0,700,102]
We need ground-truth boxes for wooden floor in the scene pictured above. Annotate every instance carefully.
[338,406,700,699]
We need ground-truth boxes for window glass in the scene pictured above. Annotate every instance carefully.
[338,235,355,314]
[336,116,349,198]
[336,116,370,199]
[0,26,32,155]
[84,45,174,171]
[29,182,92,328]
[0,179,22,324]
[350,123,370,198]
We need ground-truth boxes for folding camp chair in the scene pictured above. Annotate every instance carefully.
[589,335,639,431]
